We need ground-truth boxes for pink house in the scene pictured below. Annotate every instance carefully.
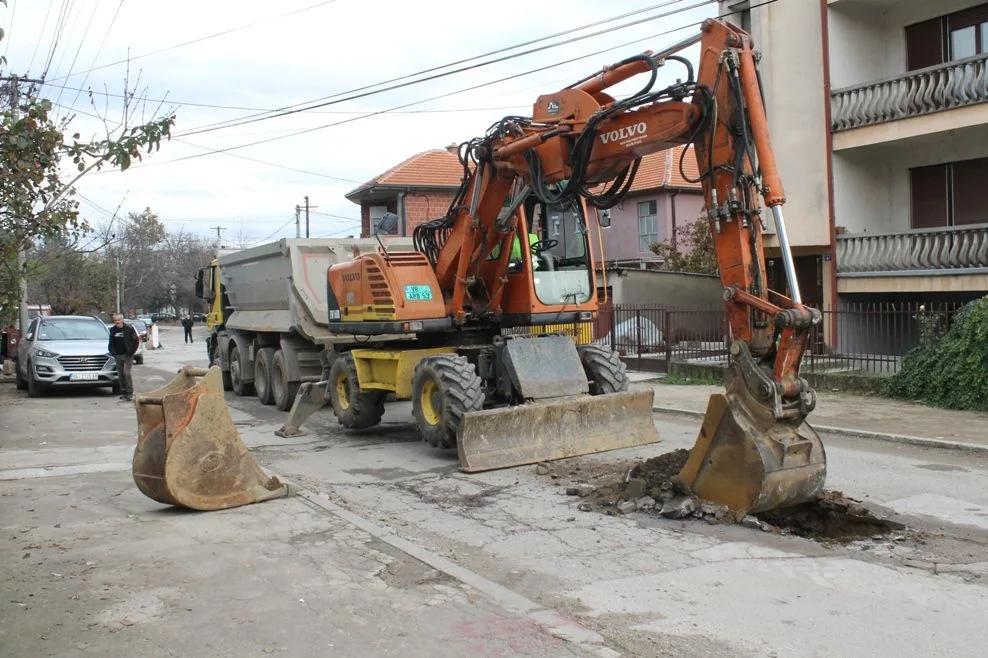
[592,145,704,269]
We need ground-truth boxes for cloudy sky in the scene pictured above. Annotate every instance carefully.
[2,0,718,248]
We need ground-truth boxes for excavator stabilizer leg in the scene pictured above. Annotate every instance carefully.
[133,366,292,511]
[275,381,328,438]
[676,390,826,516]
[457,389,660,472]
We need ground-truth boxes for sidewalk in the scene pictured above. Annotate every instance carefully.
[629,373,988,451]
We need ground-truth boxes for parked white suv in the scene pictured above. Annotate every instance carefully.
[15,315,120,397]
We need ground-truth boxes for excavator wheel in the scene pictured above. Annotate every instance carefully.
[411,354,484,449]
[329,353,385,429]
[578,344,629,394]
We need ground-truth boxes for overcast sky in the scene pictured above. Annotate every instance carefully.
[2,0,717,248]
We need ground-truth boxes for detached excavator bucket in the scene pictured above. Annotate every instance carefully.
[132,366,292,511]
[677,391,826,516]
[457,389,660,472]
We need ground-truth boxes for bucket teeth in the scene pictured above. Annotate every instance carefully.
[132,366,292,511]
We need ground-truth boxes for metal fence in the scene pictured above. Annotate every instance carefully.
[592,301,965,375]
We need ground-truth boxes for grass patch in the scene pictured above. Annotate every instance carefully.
[662,372,723,386]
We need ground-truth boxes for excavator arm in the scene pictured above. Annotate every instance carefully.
[421,17,825,513]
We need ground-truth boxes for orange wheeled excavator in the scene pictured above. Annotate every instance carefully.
[133,17,826,515]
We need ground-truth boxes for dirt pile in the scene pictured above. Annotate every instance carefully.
[540,449,907,544]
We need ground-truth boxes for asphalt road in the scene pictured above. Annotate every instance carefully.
[1,325,986,658]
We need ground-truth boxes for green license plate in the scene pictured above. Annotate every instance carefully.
[404,285,433,301]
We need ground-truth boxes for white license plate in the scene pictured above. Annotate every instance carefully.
[70,372,99,381]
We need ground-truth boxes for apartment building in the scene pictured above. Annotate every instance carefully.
[722,0,988,315]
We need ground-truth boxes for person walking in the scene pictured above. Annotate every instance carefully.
[108,313,139,401]
[182,315,194,343]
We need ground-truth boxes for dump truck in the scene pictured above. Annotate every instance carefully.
[194,237,415,411]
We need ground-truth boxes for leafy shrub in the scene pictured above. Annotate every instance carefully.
[884,296,988,411]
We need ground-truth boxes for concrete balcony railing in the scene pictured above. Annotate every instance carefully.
[831,54,988,131]
[836,225,988,276]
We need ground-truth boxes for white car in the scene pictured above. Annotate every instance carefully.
[16,315,121,397]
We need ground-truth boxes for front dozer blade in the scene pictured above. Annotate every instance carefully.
[457,389,660,472]
[677,392,826,516]
[133,366,292,511]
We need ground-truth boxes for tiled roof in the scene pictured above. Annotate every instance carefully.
[346,148,465,199]
[626,145,701,192]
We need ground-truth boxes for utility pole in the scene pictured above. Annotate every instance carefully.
[301,196,317,239]
[115,255,122,314]
[209,225,225,250]
[295,205,301,238]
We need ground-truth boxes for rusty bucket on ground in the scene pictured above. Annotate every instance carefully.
[457,388,661,472]
[132,366,292,511]
[676,389,827,516]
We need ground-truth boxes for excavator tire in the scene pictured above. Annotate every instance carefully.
[254,347,276,406]
[132,366,292,511]
[578,344,629,394]
[329,353,385,429]
[411,354,484,449]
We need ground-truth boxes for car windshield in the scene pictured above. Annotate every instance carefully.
[129,320,147,332]
[37,318,109,341]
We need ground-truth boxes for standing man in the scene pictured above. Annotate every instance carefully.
[182,315,194,343]
[108,314,139,401]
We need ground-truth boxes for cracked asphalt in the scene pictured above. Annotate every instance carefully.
[2,325,988,657]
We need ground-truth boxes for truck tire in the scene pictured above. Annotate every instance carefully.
[578,344,629,395]
[254,347,276,406]
[229,344,254,397]
[329,353,385,429]
[271,349,299,412]
[411,354,484,449]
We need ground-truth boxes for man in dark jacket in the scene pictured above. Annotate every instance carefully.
[182,315,194,343]
[108,313,139,401]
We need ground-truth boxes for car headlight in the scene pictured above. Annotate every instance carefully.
[35,349,60,358]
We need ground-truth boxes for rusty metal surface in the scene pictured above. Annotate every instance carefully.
[457,389,660,472]
[274,381,327,438]
[133,366,292,511]
[676,380,827,515]
[501,335,589,400]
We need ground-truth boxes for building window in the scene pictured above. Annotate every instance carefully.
[910,157,988,229]
[638,200,658,252]
[906,3,988,70]
[598,209,611,229]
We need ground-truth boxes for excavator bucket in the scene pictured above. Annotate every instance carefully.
[676,391,827,516]
[457,389,660,472]
[132,366,292,511]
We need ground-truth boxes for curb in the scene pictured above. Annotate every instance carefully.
[651,405,988,454]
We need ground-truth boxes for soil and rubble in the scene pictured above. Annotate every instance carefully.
[537,448,910,544]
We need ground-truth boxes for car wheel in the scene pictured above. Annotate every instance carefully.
[14,360,27,390]
[26,364,43,398]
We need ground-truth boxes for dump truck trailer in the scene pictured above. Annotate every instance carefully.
[196,237,415,411]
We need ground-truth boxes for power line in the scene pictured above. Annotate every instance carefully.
[47,0,344,83]
[54,1,100,107]
[3,0,17,59]
[27,1,55,74]
[178,0,713,138]
[117,7,716,170]
[70,0,125,108]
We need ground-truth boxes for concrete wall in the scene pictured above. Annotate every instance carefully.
[602,268,721,307]
[596,190,705,265]
[730,0,832,249]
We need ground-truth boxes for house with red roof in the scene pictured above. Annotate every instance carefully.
[592,144,703,269]
[347,144,703,270]
[346,145,464,238]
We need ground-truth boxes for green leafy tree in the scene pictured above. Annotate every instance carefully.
[650,217,718,274]
[0,4,175,326]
